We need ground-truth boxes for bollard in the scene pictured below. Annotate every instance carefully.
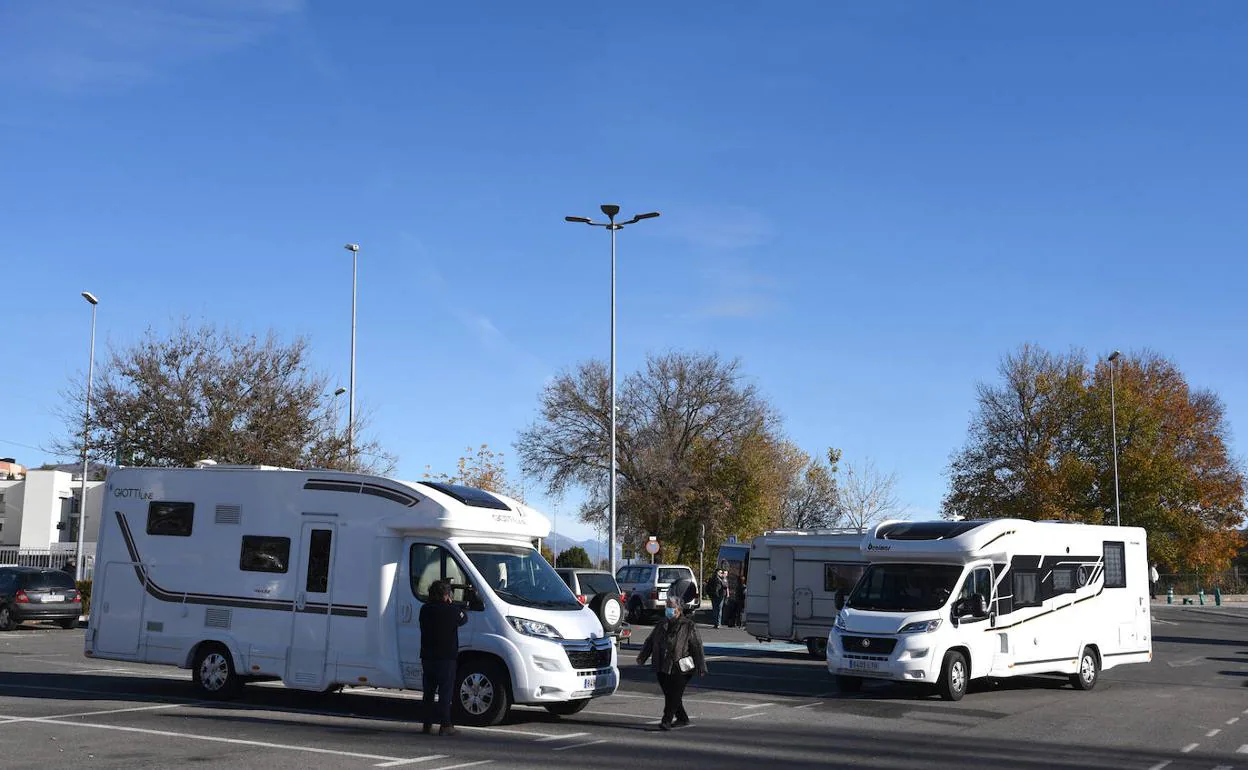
[1214,587,1222,606]
[1166,585,1173,605]
[1198,588,1205,605]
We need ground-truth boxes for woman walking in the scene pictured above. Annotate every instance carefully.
[637,597,708,730]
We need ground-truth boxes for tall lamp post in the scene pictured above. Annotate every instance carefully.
[77,291,99,583]
[343,244,360,470]
[1108,350,1122,527]
[564,205,660,577]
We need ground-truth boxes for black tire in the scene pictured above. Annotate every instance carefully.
[57,618,78,630]
[453,659,512,727]
[0,606,14,632]
[806,637,828,660]
[1070,646,1099,691]
[191,642,243,700]
[589,592,623,635]
[937,650,968,702]
[835,675,863,693]
[544,699,591,717]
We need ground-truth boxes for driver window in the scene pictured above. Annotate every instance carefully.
[957,567,993,611]
[410,543,477,607]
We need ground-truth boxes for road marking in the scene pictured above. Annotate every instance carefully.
[742,702,775,709]
[1237,744,1248,754]
[612,691,775,708]
[792,702,822,710]
[6,715,446,764]
[552,740,608,751]
[1180,743,1198,753]
[372,758,452,768]
[404,762,490,770]
[1212,765,1233,770]
[1152,617,1179,625]
[1206,729,1221,737]
[1227,717,1240,725]
[1166,657,1206,668]
[535,732,589,742]
[582,709,657,720]
[730,712,768,720]
[1146,761,1171,770]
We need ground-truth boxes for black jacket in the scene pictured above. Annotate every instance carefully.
[419,601,468,661]
[637,616,708,675]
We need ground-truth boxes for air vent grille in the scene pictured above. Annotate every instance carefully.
[215,504,242,525]
[205,607,232,629]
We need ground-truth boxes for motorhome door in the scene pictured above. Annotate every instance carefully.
[768,547,794,638]
[93,561,144,655]
[397,541,481,689]
[288,521,337,690]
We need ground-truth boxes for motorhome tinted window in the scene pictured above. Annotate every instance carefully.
[957,567,993,609]
[414,481,510,511]
[146,502,194,537]
[1051,567,1074,593]
[876,521,988,540]
[848,564,962,612]
[239,536,291,574]
[409,544,471,603]
[305,529,332,593]
[463,543,581,611]
[1012,570,1040,607]
[824,563,865,594]
[1103,541,1127,588]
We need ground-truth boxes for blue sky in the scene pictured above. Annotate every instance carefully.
[3,2,1246,546]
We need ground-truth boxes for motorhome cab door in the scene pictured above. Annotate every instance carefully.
[288,521,337,689]
[954,563,999,678]
[397,541,481,688]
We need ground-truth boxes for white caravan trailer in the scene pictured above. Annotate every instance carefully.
[827,519,1151,701]
[743,530,867,658]
[84,466,619,725]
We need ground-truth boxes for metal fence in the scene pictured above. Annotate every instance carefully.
[1158,568,1246,595]
[0,544,97,580]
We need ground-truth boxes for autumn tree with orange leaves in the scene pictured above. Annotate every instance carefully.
[943,345,1245,572]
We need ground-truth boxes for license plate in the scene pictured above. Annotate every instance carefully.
[45,594,64,603]
[847,659,881,672]
[583,673,613,691]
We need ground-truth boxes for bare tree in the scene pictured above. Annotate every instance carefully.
[839,458,902,532]
[778,447,842,529]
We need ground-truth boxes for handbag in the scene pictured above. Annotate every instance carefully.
[677,655,695,673]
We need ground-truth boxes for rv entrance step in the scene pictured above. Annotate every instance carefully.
[704,642,807,657]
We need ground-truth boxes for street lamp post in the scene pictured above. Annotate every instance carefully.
[343,244,360,470]
[77,291,99,583]
[564,205,660,577]
[1108,350,1122,527]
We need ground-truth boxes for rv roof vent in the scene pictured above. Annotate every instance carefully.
[215,504,242,525]
[204,607,232,630]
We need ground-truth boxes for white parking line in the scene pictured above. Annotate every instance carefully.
[741,702,775,709]
[552,740,608,751]
[372,758,454,768]
[1180,743,1198,753]
[792,702,822,710]
[1238,744,1248,754]
[1206,729,1221,737]
[581,709,656,720]
[1146,761,1171,770]
[1227,717,1240,725]
[535,732,589,742]
[730,712,768,721]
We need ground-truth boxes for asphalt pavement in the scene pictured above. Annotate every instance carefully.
[0,604,1245,769]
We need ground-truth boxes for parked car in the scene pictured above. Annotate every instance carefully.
[615,563,700,623]
[555,567,626,641]
[0,566,81,631]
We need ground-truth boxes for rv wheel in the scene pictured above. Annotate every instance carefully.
[192,643,243,700]
[454,659,511,727]
[1070,646,1099,691]
[937,650,968,701]
[835,675,863,693]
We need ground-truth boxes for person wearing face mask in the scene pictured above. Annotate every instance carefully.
[636,597,708,730]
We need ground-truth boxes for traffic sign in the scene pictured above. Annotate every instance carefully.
[645,539,660,556]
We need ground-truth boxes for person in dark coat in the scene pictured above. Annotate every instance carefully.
[420,579,468,736]
[707,569,728,628]
[637,597,708,730]
[61,557,77,576]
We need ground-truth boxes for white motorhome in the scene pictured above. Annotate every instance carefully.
[743,530,867,658]
[827,519,1151,701]
[84,466,619,725]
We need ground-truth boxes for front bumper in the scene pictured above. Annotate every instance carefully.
[512,635,619,704]
[826,629,940,683]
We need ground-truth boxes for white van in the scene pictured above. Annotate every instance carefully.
[743,529,866,658]
[84,465,617,725]
[827,519,1151,700]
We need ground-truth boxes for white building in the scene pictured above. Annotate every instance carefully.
[0,469,105,549]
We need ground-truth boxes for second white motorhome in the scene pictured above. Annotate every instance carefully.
[85,465,618,725]
[827,519,1151,700]
[743,529,867,658]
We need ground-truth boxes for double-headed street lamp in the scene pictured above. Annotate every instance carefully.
[344,243,360,470]
[77,291,99,582]
[1108,350,1122,527]
[564,205,660,576]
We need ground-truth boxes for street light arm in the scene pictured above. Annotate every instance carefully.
[565,216,593,224]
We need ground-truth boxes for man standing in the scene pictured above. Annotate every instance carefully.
[707,569,728,629]
[420,580,468,736]
[1149,564,1160,600]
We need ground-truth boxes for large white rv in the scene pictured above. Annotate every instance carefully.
[85,466,618,725]
[827,519,1151,700]
[743,530,866,658]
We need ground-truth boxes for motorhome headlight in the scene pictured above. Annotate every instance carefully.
[507,616,564,641]
[834,611,848,631]
[898,619,942,634]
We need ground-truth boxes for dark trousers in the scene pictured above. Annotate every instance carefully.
[422,659,457,728]
[656,671,692,724]
[711,597,723,627]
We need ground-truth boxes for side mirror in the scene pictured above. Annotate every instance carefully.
[971,595,989,619]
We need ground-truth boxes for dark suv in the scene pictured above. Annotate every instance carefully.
[555,568,627,642]
[0,567,82,631]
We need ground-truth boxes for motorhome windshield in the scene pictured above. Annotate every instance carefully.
[847,563,963,612]
[462,544,583,611]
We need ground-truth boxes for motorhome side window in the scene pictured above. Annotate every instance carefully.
[957,567,992,612]
[409,544,467,602]
[146,502,194,537]
[1012,570,1040,607]
[1103,541,1127,588]
[239,536,291,574]
[306,529,332,593]
[824,563,865,594]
